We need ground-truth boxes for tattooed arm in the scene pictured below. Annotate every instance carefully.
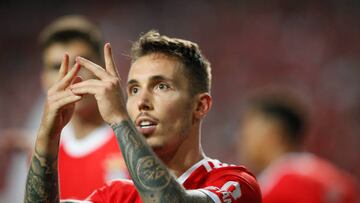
[25,142,60,203]
[24,54,82,203]
[111,120,212,203]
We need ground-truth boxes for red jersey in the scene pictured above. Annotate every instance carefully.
[85,158,262,203]
[58,125,129,200]
[259,153,359,203]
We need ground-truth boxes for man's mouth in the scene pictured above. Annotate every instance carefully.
[136,117,158,135]
[139,120,157,129]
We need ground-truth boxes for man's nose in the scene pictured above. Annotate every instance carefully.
[137,90,153,111]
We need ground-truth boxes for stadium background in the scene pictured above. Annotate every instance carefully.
[0,0,359,183]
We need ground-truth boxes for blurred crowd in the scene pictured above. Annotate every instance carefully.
[0,0,359,202]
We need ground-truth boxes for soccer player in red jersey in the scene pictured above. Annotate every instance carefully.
[24,30,261,203]
[37,16,129,200]
[237,92,359,203]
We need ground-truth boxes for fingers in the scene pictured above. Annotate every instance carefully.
[49,89,78,102]
[51,63,81,91]
[70,79,105,96]
[104,43,119,77]
[47,89,82,111]
[71,86,100,96]
[71,76,83,86]
[76,43,120,80]
[58,53,69,80]
[76,56,108,79]
[52,94,82,110]
[70,79,103,88]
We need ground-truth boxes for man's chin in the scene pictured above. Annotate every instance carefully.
[146,139,163,153]
[146,138,160,149]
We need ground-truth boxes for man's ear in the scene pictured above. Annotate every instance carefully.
[193,93,212,120]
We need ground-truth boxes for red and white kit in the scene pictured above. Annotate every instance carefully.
[86,158,262,203]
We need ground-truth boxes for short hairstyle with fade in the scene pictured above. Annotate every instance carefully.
[130,30,212,95]
[39,15,103,58]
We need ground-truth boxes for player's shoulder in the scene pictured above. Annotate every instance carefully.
[205,159,260,190]
[200,159,262,203]
[207,159,257,179]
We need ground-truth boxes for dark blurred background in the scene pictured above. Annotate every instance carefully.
[0,0,359,182]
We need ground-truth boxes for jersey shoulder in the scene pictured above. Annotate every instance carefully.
[207,160,260,189]
[198,159,262,203]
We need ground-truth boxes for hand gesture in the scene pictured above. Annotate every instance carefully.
[71,43,128,125]
[39,54,82,139]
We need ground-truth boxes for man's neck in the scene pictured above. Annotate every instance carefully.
[162,128,205,178]
[167,147,204,178]
[71,114,104,140]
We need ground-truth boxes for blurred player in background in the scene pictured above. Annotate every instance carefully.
[37,15,128,200]
[237,91,359,203]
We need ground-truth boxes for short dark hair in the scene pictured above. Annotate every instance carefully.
[39,15,103,57]
[130,30,212,95]
[247,93,307,145]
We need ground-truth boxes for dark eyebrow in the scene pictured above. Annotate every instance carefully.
[127,75,174,86]
[127,79,138,86]
[150,75,172,82]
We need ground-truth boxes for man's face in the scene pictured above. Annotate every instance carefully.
[237,110,278,174]
[42,39,100,117]
[126,53,195,157]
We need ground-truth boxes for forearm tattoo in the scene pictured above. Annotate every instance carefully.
[24,148,59,203]
[112,121,188,203]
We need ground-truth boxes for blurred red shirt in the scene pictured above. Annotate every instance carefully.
[259,153,359,203]
[58,125,129,200]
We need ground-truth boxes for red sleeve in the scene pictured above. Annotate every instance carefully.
[198,166,262,203]
[263,174,324,203]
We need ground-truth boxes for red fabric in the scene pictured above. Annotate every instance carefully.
[260,153,359,203]
[87,159,262,203]
[58,131,128,200]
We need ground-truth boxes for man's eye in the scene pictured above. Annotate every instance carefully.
[156,83,170,91]
[130,87,139,95]
[49,63,61,71]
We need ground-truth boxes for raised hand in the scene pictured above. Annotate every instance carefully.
[37,54,82,150]
[71,43,128,125]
